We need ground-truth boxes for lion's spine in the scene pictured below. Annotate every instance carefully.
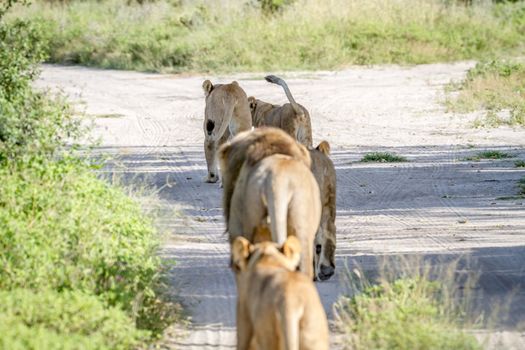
[280,302,300,350]
[265,75,304,117]
[265,176,288,246]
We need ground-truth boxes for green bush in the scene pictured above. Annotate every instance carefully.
[0,19,81,163]
[0,159,160,314]
[11,0,525,73]
[0,19,46,99]
[336,277,481,350]
[0,289,147,350]
[0,3,179,346]
[0,88,79,163]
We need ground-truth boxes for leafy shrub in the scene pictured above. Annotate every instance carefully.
[0,19,46,99]
[0,289,147,350]
[0,18,81,164]
[336,277,481,350]
[0,2,179,346]
[0,89,80,164]
[0,159,166,326]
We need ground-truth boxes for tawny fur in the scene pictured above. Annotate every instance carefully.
[247,75,313,147]
[309,141,337,281]
[227,152,320,279]
[202,80,252,183]
[232,236,329,350]
[218,127,311,233]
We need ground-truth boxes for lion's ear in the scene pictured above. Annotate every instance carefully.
[202,80,214,96]
[247,96,257,110]
[316,141,331,156]
[231,81,239,86]
[281,236,301,269]
[232,237,252,272]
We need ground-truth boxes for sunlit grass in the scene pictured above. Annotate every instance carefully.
[464,150,513,161]
[446,60,525,128]
[335,257,485,350]
[361,152,407,163]
[12,0,525,73]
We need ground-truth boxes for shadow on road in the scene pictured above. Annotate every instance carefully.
[96,143,525,329]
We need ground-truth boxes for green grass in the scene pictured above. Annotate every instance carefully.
[497,176,525,200]
[519,177,525,195]
[0,158,181,346]
[515,160,525,168]
[361,152,407,163]
[10,0,525,73]
[335,260,482,350]
[464,150,513,161]
[0,289,147,350]
[446,60,525,127]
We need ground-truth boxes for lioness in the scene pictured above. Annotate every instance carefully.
[232,236,329,350]
[248,75,313,147]
[309,141,337,281]
[218,127,311,234]
[202,80,252,183]
[219,128,321,279]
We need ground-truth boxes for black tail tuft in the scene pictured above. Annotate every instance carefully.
[264,75,281,84]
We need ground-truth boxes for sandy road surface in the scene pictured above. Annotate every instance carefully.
[37,63,525,349]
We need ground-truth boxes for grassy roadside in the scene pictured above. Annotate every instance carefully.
[361,152,407,163]
[464,150,513,161]
[11,0,525,73]
[335,259,483,350]
[1,7,179,348]
[446,59,525,127]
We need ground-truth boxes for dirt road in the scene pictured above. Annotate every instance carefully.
[37,63,525,349]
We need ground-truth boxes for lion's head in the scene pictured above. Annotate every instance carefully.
[310,141,337,281]
[231,236,301,274]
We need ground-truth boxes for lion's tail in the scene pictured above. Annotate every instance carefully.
[280,303,300,350]
[265,176,289,246]
[213,100,235,142]
[265,75,304,117]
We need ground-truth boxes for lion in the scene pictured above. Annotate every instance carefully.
[309,141,337,281]
[247,75,313,147]
[227,153,321,279]
[232,236,329,350]
[218,127,311,233]
[218,128,320,279]
[202,80,252,183]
